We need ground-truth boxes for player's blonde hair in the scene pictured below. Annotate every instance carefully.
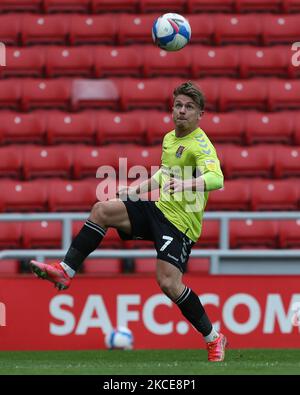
[173,81,205,112]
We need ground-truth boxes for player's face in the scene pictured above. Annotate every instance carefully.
[172,94,202,134]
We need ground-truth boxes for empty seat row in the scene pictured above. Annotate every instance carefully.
[0,178,299,212]
[0,143,299,180]
[1,109,300,146]
[1,77,300,112]
[1,45,299,79]
[0,218,299,250]
[1,13,300,46]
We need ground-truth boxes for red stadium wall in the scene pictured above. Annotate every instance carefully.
[0,275,300,350]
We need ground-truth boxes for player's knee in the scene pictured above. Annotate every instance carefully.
[157,274,177,299]
[90,202,109,226]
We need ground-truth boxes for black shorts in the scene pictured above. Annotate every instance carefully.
[118,200,194,273]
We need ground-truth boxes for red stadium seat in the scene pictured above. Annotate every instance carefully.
[0,260,20,274]
[267,79,300,111]
[45,46,94,77]
[96,110,146,145]
[251,179,299,211]
[0,223,22,248]
[48,179,98,212]
[245,112,293,145]
[72,222,123,249]
[186,14,214,44]
[0,111,46,144]
[195,79,220,111]
[139,0,186,12]
[23,145,73,180]
[278,220,300,249]
[0,180,48,212]
[0,47,45,78]
[83,259,122,275]
[143,46,191,77]
[187,258,210,275]
[0,146,22,179]
[0,14,21,45]
[235,0,282,12]
[21,14,69,45]
[44,0,91,12]
[120,78,171,111]
[195,220,220,248]
[0,79,22,111]
[191,46,239,78]
[214,14,262,45]
[145,110,173,145]
[199,112,245,144]
[22,221,62,249]
[71,79,120,111]
[94,46,143,78]
[225,145,274,179]
[262,15,300,45]
[273,145,300,178]
[230,220,278,249]
[282,0,300,12]
[69,14,117,45]
[294,113,300,145]
[46,110,96,144]
[239,46,290,78]
[219,79,268,111]
[22,79,72,111]
[187,0,235,12]
[118,14,159,44]
[125,145,162,178]
[0,0,41,11]
[134,258,156,273]
[206,179,251,211]
[91,0,138,12]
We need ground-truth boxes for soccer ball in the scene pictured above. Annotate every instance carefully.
[152,13,191,52]
[104,326,134,350]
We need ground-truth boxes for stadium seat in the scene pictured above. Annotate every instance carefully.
[0,47,45,78]
[214,14,262,45]
[120,78,171,111]
[0,180,48,212]
[251,179,299,211]
[186,14,214,44]
[118,14,159,44]
[0,111,46,144]
[139,0,186,12]
[21,14,69,45]
[273,145,300,178]
[22,79,72,111]
[83,259,123,275]
[0,14,21,46]
[199,112,245,144]
[45,46,94,77]
[71,79,120,111]
[267,79,300,111]
[262,15,300,45]
[0,79,22,111]
[230,220,279,249]
[195,220,220,248]
[0,0,41,11]
[96,110,146,145]
[224,145,274,179]
[125,145,162,178]
[195,79,220,111]
[43,0,91,12]
[278,220,300,249]
[134,258,156,273]
[235,0,282,12]
[0,223,22,248]
[282,0,300,12]
[46,111,96,145]
[94,46,143,78]
[22,220,62,249]
[0,146,22,179]
[0,260,20,274]
[73,222,123,249]
[187,0,235,12]
[145,110,173,145]
[191,46,239,78]
[23,145,73,180]
[245,112,294,145]
[143,46,191,77]
[219,79,268,111]
[187,258,210,275]
[69,14,118,45]
[239,46,290,78]
[206,179,251,211]
[294,113,300,145]
[48,179,98,212]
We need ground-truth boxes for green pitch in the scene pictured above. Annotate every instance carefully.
[0,349,299,375]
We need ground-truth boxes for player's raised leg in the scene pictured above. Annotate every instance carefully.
[156,259,228,361]
[30,199,131,290]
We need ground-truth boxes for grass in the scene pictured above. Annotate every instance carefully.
[0,349,300,375]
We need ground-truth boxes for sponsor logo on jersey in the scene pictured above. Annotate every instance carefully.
[175,146,185,158]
